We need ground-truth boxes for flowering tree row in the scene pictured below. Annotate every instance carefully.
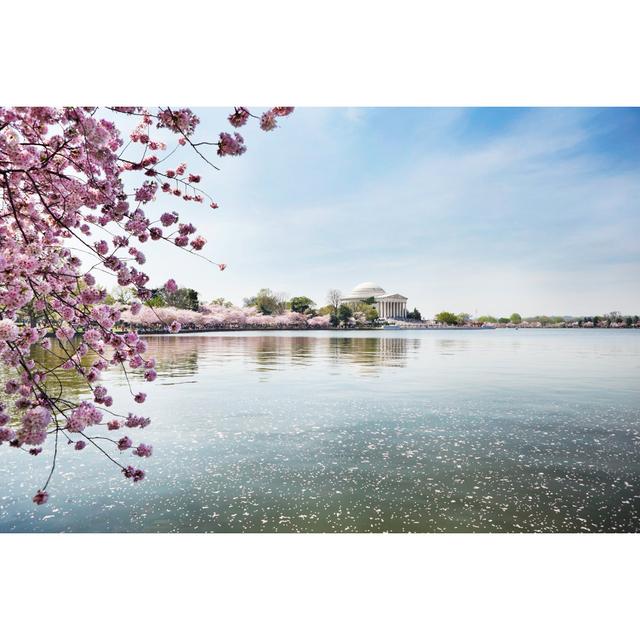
[119,304,333,330]
[0,106,293,504]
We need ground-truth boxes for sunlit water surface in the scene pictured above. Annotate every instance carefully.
[1,329,639,532]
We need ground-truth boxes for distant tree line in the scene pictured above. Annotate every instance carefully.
[107,284,638,329]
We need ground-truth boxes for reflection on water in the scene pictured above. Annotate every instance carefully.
[121,334,418,379]
[31,340,98,401]
[1,329,639,533]
[330,336,417,372]
[150,334,418,376]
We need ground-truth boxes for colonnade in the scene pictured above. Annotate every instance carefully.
[378,299,407,319]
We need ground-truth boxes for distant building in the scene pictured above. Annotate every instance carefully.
[341,282,408,320]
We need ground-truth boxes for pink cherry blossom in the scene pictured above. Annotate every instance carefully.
[190,236,206,251]
[0,318,19,341]
[260,110,278,131]
[0,105,293,503]
[160,211,179,227]
[117,302,333,332]
[157,108,200,135]
[17,407,51,445]
[228,107,250,128]
[32,490,49,506]
[122,466,145,482]
[0,427,16,442]
[134,443,153,458]
[217,132,246,157]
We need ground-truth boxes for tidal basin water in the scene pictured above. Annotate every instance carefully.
[1,329,639,533]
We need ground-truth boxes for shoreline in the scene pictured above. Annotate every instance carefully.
[110,325,639,336]
[41,325,640,338]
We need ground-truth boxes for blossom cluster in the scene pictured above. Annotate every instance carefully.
[0,105,293,504]
[227,106,295,132]
[118,303,332,331]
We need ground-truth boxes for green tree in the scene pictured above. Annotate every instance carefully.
[365,306,379,322]
[477,315,498,324]
[406,308,422,321]
[435,311,458,325]
[244,288,286,315]
[350,301,379,323]
[164,287,199,311]
[147,291,166,308]
[510,313,522,324]
[526,315,554,326]
[457,312,471,325]
[211,297,234,308]
[317,305,335,316]
[289,296,315,314]
[337,304,353,325]
[498,317,510,324]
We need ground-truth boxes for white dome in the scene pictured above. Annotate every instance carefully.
[347,282,386,299]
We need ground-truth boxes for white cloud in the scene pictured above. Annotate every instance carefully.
[94,108,640,317]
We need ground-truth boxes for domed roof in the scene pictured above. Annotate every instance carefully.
[347,282,386,298]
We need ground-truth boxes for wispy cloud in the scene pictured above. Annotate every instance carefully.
[105,108,640,317]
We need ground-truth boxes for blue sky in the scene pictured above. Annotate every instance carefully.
[112,108,640,317]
